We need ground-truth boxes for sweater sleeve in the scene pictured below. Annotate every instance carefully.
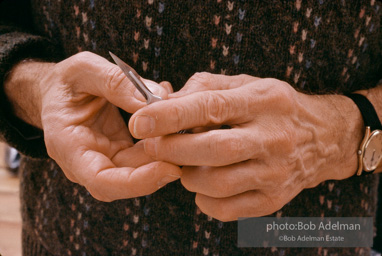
[0,2,62,159]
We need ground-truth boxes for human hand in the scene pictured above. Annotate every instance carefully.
[5,51,181,201]
[129,72,363,221]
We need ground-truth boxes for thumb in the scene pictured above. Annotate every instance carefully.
[65,51,168,113]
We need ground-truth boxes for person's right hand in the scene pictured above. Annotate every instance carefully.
[4,51,181,201]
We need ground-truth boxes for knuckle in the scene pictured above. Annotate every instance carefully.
[73,51,94,61]
[59,51,96,86]
[219,214,236,222]
[65,51,93,71]
[85,182,113,202]
[44,130,68,162]
[90,193,113,202]
[169,104,188,130]
[270,195,287,213]
[272,165,291,186]
[190,72,211,83]
[204,92,230,125]
[207,132,243,165]
[256,192,282,215]
[44,135,56,159]
[280,129,298,153]
[195,196,231,222]
[83,171,115,202]
[179,167,196,192]
[180,175,196,193]
[213,205,235,222]
[186,72,213,90]
[265,125,297,156]
[105,66,126,93]
[63,173,77,184]
[223,136,244,161]
[236,74,253,81]
[277,128,295,145]
[263,78,296,107]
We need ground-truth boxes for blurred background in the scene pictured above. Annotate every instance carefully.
[0,142,21,256]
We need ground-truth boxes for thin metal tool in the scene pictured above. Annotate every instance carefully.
[109,51,162,104]
[109,51,186,134]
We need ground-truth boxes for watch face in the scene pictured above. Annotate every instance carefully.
[363,130,382,171]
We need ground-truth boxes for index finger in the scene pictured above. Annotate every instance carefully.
[129,85,257,139]
[129,73,272,138]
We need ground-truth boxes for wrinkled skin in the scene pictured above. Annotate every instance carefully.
[5,51,181,202]
[129,72,365,221]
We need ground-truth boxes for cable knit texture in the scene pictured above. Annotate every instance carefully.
[1,0,382,255]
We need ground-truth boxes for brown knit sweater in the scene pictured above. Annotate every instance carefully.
[1,0,381,255]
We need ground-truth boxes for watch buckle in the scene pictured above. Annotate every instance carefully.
[356,126,371,176]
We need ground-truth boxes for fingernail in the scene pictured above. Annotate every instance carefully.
[134,115,155,137]
[157,174,181,188]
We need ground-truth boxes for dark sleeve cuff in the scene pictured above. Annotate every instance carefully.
[0,30,63,159]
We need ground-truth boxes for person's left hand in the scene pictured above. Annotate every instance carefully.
[129,72,363,221]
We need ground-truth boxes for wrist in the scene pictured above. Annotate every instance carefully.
[356,85,382,126]
[4,60,54,129]
[298,93,364,184]
[328,94,365,178]
[346,86,382,174]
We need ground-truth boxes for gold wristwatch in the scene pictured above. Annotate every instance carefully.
[345,93,382,176]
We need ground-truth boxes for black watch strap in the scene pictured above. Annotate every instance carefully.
[345,93,382,175]
[345,93,382,130]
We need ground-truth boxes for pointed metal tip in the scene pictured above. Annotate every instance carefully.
[107,51,160,104]
[109,51,120,64]
[109,51,115,58]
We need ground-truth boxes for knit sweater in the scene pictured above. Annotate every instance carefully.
[1,0,381,255]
